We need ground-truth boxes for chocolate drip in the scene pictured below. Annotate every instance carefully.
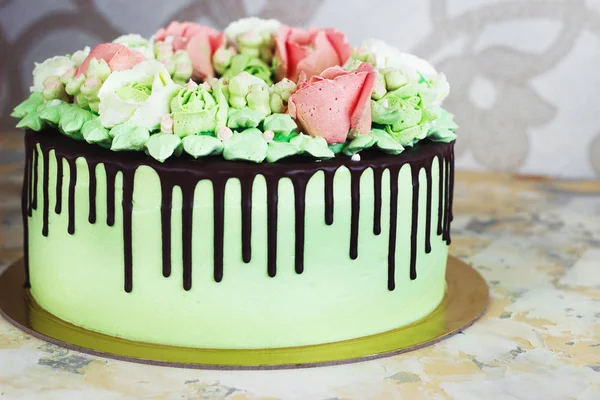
[372,167,383,235]
[323,169,335,225]
[348,167,364,260]
[122,170,134,292]
[292,172,310,274]
[424,165,432,254]
[55,156,63,214]
[160,183,173,277]
[181,186,194,291]
[105,165,118,227]
[24,129,455,293]
[442,157,450,243]
[41,147,50,237]
[387,167,399,291]
[266,177,279,277]
[437,156,444,236]
[409,167,420,280]
[240,176,254,263]
[213,180,226,282]
[66,158,77,235]
[31,146,38,212]
[88,162,98,224]
[22,143,32,288]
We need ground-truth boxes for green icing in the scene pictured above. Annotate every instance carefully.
[266,141,300,162]
[223,128,267,163]
[182,135,224,158]
[116,82,152,102]
[58,104,93,140]
[171,86,223,136]
[110,124,150,151]
[227,108,264,129]
[290,135,335,159]
[145,133,183,162]
[343,134,376,156]
[246,84,271,116]
[222,54,272,85]
[11,92,45,119]
[427,108,458,143]
[81,119,111,145]
[263,113,297,134]
[39,101,69,126]
[370,129,405,155]
[16,111,45,131]
[328,143,345,155]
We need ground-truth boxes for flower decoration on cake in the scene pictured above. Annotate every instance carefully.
[13,18,457,163]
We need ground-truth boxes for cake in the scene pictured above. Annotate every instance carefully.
[12,18,457,349]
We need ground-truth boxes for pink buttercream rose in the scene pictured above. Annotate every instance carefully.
[274,26,352,82]
[287,63,376,144]
[155,21,225,80]
[76,43,146,76]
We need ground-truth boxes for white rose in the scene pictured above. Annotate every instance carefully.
[98,60,181,129]
[358,39,438,78]
[225,17,281,45]
[113,34,155,59]
[30,56,75,92]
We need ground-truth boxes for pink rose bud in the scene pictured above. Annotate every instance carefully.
[263,130,275,142]
[154,21,226,80]
[217,126,233,141]
[76,43,145,76]
[274,25,352,82]
[287,63,376,144]
[161,114,174,134]
[201,81,211,90]
[43,76,60,89]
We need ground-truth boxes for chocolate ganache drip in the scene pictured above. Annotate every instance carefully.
[23,130,454,292]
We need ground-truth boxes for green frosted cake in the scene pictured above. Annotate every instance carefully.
[13,18,457,349]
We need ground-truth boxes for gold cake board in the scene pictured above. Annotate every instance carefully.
[0,257,488,370]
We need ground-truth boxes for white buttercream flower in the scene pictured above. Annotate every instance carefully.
[113,34,155,59]
[357,39,437,77]
[225,17,280,46]
[30,56,76,92]
[98,60,181,129]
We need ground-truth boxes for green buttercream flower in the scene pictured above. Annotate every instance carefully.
[170,82,227,136]
[11,92,45,119]
[109,123,150,151]
[213,47,236,75]
[223,128,268,163]
[269,78,297,113]
[224,18,280,64]
[371,81,438,147]
[427,108,457,143]
[172,50,193,85]
[222,54,272,85]
[145,133,183,162]
[71,46,90,68]
[81,118,111,145]
[182,135,224,158]
[87,58,111,81]
[65,74,86,96]
[246,84,271,117]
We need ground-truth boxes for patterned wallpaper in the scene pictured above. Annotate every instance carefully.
[1,0,599,178]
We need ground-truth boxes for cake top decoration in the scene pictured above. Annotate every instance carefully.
[12,18,457,163]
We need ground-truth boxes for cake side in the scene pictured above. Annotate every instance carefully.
[24,129,453,348]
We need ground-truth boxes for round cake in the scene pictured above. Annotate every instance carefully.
[13,18,457,349]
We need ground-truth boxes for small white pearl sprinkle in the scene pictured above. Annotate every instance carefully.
[217,126,233,141]
[263,130,274,142]
[185,80,199,89]
[351,153,361,162]
[49,99,62,106]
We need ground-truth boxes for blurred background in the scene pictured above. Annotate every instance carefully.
[1,0,599,178]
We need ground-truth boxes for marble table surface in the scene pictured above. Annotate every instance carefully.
[1,131,599,399]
